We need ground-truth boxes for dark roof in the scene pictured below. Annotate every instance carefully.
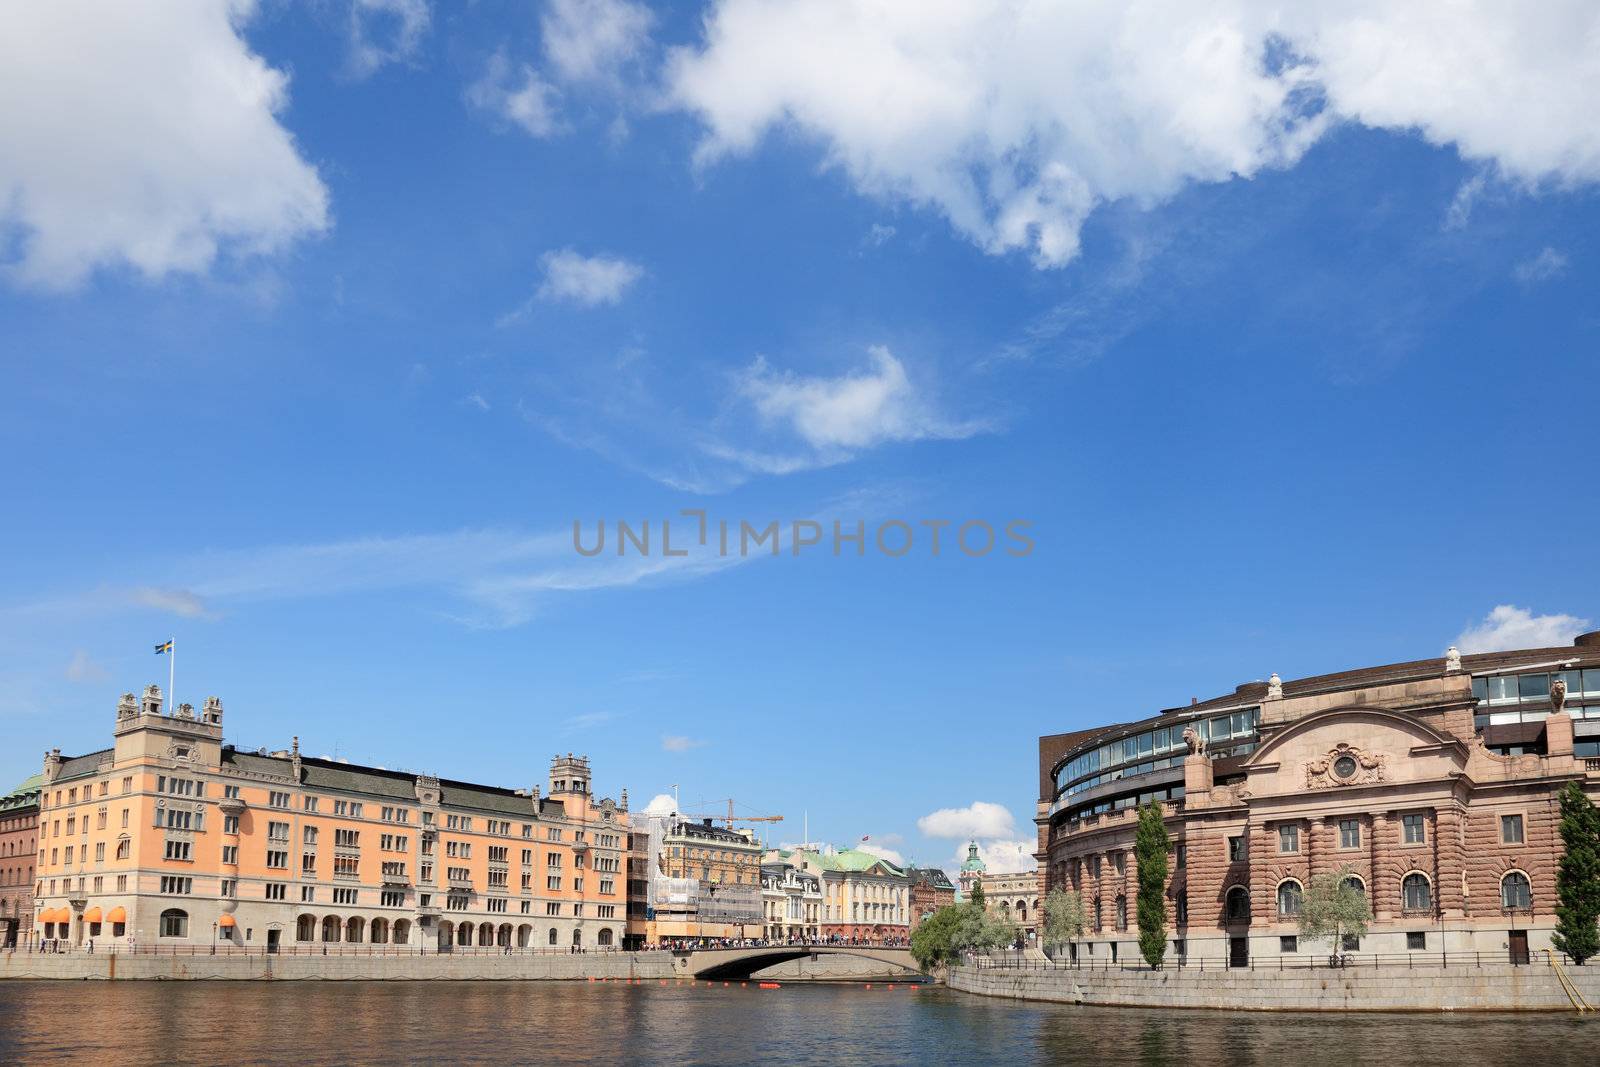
[909,867,955,889]
[54,749,112,783]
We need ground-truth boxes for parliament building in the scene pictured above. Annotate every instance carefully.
[1037,632,1600,965]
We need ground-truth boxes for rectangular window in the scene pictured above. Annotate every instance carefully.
[1406,932,1427,951]
[1501,814,1524,844]
[1402,814,1426,844]
[1278,825,1299,853]
[267,821,289,843]
[334,888,358,905]
[1227,836,1246,862]
[546,902,561,916]
[1339,819,1361,849]
[1279,935,1297,953]
[335,829,360,848]
[159,875,192,894]
[222,845,237,864]
[547,875,561,891]
[224,815,239,835]
[265,883,286,901]
[304,796,318,812]
[164,840,191,862]
[269,791,290,809]
[302,886,315,902]
[266,850,288,869]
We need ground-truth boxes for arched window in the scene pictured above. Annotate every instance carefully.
[1225,886,1250,922]
[1402,873,1432,912]
[1340,875,1365,896]
[159,909,188,938]
[548,928,558,946]
[1276,880,1303,918]
[598,928,614,947]
[296,914,316,942]
[1092,897,1102,931]
[1114,895,1127,931]
[392,919,410,945]
[370,918,389,944]
[345,916,364,944]
[456,922,472,946]
[1501,871,1531,910]
[322,915,342,943]
[115,838,130,861]
[572,928,583,946]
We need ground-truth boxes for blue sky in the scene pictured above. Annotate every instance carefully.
[2,1,1598,871]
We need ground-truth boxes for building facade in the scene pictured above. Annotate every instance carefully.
[760,861,822,940]
[1038,634,1600,965]
[32,686,629,952]
[1,774,41,949]
[907,866,955,931]
[980,870,1041,940]
[778,847,910,942]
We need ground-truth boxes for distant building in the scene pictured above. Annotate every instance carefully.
[760,861,821,939]
[32,685,629,952]
[980,870,1041,939]
[1,774,41,949]
[906,866,955,931]
[642,815,764,940]
[774,846,910,942]
[957,840,986,900]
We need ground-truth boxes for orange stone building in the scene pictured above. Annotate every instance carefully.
[1,774,41,949]
[1038,633,1600,966]
[33,685,629,952]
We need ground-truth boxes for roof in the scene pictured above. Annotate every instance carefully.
[800,848,905,877]
[53,749,112,783]
[1,773,42,810]
[1041,635,1600,786]
[908,867,955,889]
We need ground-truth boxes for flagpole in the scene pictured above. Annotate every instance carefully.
[168,639,175,716]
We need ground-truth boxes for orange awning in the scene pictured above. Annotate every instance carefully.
[218,914,237,928]
[106,906,127,924]
[83,907,102,923]
[40,908,63,924]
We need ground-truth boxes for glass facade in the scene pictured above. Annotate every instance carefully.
[1472,669,1600,728]
[1054,708,1260,800]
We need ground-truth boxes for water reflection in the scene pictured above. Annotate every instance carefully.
[0,981,1593,1066]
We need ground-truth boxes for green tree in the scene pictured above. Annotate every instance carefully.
[909,902,1020,971]
[1297,866,1372,962]
[1134,803,1171,968]
[1553,781,1600,965]
[969,879,985,909]
[909,905,966,970]
[1043,887,1087,949]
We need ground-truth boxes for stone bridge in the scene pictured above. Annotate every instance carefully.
[675,945,921,980]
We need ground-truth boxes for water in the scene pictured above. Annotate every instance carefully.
[0,981,1594,1065]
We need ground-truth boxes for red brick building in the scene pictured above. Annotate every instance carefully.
[1,774,41,949]
[907,866,955,931]
[1038,633,1600,965]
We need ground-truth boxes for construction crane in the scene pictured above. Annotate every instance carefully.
[675,798,784,830]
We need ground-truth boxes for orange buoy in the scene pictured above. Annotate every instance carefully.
[759,982,781,989]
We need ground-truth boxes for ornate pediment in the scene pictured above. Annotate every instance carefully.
[1305,743,1385,789]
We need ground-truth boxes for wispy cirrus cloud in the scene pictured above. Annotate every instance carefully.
[346,0,431,78]
[1513,247,1568,284]
[661,734,704,753]
[3,524,753,631]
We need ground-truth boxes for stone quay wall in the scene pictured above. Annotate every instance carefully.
[0,951,680,982]
[948,961,1600,1012]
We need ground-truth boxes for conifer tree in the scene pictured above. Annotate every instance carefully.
[1553,781,1600,965]
[1134,803,1171,968]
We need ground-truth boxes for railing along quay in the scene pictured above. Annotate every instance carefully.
[972,949,1583,972]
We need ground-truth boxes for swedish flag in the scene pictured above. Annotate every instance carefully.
[154,640,173,655]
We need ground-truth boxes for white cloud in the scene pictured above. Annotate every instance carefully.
[1454,605,1591,654]
[347,0,431,78]
[541,0,653,86]
[536,249,644,307]
[1514,247,1569,284]
[959,838,1039,874]
[735,345,983,456]
[917,801,1018,841]
[0,1,330,289]
[464,393,491,411]
[661,735,704,752]
[669,2,1600,268]
[643,792,678,814]
[130,586,210,619]
[857,841,905,865]
[562,710,616,734]
[65,649,108,684]
[466,50,562,138]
